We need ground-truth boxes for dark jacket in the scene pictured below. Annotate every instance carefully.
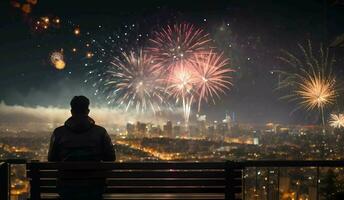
[48,116,116,162]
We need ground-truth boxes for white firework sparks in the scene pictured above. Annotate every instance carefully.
[329,113,344,129]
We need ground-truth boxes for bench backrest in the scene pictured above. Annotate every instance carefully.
[26,161,243,200]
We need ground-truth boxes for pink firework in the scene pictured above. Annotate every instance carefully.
[166,64,197,126]
[192,51,233,111]
[166,64,196,100]
[148,23,212,72]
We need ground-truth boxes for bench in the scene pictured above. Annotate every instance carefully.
[26,161,243,200]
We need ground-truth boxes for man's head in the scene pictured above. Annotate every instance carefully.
[70,96,90,116]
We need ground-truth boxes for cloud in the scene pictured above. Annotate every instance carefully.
[0,102,183,132]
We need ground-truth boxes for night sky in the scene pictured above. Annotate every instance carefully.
[1,0,344,124]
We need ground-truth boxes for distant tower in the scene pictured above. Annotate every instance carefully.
[163,121,173,138]
[173,122,182,137]
[136,121,147,137]
[197,114,207,136]
[225,113,232,129]
[126,122,135,137]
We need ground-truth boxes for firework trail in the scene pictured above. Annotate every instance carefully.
[192,51,233,111]
[148,23,212,72]
[276,40,338,126]
[329,113,344,129]
[103,49,167,114]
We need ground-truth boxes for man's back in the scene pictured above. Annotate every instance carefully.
[48,115,115,162]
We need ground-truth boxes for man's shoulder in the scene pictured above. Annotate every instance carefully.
[93,124,107,133]
[53,125,67,135]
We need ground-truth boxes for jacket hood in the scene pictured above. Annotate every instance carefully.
[64,116,95,133]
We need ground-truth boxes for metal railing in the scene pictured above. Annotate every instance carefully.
[239,160,344,200]
[0,159,26,200]
[1,160,344,200]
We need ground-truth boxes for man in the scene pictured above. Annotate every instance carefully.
[48,96,116,200]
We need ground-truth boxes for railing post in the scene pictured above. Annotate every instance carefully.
[255,167,258,200]
[277,168,280,200]
[225,161,235,200]
[316,166,320,200]
[0,162,9,200]
[28,161,41,200]
[243,168,246,200]
[267,168,270,200]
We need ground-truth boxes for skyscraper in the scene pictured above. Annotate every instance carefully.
[163,121,173,138]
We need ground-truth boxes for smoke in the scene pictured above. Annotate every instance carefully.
[0,102,184,132]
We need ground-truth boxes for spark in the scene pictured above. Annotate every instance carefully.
[74,28,80,35]
[329,113,344,129]
[43,17,49,23]
[86,52,93,58]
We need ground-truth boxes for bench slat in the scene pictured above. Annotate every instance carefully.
[38,186,242,194]
[39,186,234,193]
[28,194,225,200]
[38,179,233,186]
[27,162,226,170]
[28,170,231,179]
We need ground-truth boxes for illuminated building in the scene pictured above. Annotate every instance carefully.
[163,121,173,138]
[126,122,135,137]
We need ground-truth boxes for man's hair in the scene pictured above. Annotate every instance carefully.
[70,96,90,115]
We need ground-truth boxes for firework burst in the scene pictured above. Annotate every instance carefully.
[277,40,338,126]
[148,23,212,72]
[296,72,336,111]
[192,51,233,111]
[329,113,344,129]
[103,50,167,114]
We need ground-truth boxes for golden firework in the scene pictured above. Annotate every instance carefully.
[329,113,344,129]
[50,50,66,70]
[277,41,338,111]
[296,72,336,110]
